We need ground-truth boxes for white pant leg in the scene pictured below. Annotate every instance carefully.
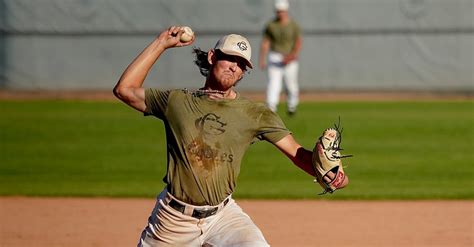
[203,199,270,247]
[266,65,283,112]
[266,52,285,112]
[283,60,299,112]
[137,190,202,247]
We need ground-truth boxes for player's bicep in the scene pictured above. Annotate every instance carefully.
[114,86,146,112]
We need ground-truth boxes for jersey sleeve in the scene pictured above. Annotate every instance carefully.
[255,109,291,144]
[144,88,171,119]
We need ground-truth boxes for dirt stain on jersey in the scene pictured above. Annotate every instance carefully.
[187,138,218,172]
[186,113,228,174]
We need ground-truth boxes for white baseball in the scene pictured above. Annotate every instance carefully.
[180,26,194,42]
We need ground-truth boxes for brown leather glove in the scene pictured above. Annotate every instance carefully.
[312,125,352,194]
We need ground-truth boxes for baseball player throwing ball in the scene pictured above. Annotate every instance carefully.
[113,26,350,247]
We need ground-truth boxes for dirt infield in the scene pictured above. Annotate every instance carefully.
[0,197,472,247]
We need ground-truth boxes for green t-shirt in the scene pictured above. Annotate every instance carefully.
[263,19,301,54]
[145,89,291,206]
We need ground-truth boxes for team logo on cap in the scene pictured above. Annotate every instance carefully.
[237,41,248,51]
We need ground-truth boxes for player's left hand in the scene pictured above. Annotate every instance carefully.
[312,122,352,194]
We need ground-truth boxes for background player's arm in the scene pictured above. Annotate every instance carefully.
[283,35,302,64]
[259,37,271,70]
[274,134,349,187]
[113,26,192,112]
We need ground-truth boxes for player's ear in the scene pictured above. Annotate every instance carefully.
[207,49,215,65]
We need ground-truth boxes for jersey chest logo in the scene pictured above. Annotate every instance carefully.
[186,113,233,173]
[195,113,227,135]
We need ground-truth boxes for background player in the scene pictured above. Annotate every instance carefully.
[259,0,303,116]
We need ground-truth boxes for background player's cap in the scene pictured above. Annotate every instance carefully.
[214,34,253,69]
[274,0,289,11]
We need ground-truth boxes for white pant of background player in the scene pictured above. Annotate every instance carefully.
[138,189,270,247]
[266,51,299,113]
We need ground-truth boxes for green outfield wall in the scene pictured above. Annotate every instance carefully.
[1,0,473,91]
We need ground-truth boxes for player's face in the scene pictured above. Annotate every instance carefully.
[209,50,246,89]
[276,10,289,20]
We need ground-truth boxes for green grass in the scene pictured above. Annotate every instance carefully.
[1,100,473,199]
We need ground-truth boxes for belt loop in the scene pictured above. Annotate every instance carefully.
[183,205,194,216]
[164,191,172,204]
[215,197,228,213]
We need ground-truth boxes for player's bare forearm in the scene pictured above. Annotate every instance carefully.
[113,38,167,112]
[274,135,316,177]
[283,36,302,63]
[118,39,166,89]
[114,26,195,112]
[293,147,316,176]
[293,36,302,56]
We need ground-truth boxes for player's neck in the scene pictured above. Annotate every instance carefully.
[198,87,236,100]
[277,13,290,24]
[278,18,290,25]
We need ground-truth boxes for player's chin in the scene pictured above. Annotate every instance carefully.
[221,79,238,89]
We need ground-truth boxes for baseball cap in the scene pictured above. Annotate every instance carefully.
[274,0,289,11]
[214,34,253,69]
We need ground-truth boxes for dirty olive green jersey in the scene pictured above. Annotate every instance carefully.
[144,89,291,206]
[263,19,301,54]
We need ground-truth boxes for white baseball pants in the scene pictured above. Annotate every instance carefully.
[138,189,270,247]
[266,51,299,113]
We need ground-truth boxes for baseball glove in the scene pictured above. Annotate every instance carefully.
[312,122,352,194]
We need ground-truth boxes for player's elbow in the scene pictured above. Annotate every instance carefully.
[113,83,128,101]
[113,80,121,95]
[112,84,147,112]
[112,86,120,99]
